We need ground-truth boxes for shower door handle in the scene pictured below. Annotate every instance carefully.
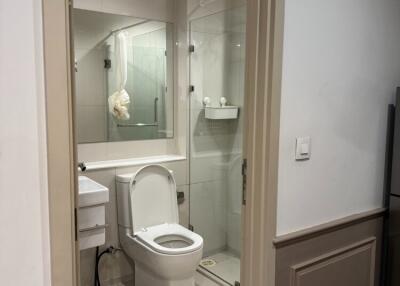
[242,159,247,206]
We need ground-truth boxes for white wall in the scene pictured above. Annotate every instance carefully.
[277,0,400,235]
[0,1,50,285]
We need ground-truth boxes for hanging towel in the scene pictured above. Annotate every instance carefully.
[108,31,131,120]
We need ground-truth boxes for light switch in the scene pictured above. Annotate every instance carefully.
[295,137,311,160]
[300,143,309,155]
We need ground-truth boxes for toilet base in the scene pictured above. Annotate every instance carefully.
[135,264,195,286]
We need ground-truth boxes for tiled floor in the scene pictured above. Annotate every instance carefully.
[102,253,239,286]
[195,271,225,286]
[200,251,240,286]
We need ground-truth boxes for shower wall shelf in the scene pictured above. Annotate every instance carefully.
[205,106,239,120]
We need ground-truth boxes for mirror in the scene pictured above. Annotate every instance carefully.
[73,9,174,143]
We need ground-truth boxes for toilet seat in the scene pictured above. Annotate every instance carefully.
[136,223,203,255]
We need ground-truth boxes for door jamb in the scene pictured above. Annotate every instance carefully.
[241,0,284,286]
[41,0,285,285]
[42,0,79,285]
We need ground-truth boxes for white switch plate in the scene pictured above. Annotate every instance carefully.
[295,137,311,160]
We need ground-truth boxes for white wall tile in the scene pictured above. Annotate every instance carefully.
[74,0,102,11]
[190,153,229,183]
[75,48,106,106]
[190,181,227,255]
[188,0,246,21]
[115,160,188,186]
[101,0,174,22]
[76,105,107,143]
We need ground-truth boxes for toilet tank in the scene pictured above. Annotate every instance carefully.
[116,174,134,228]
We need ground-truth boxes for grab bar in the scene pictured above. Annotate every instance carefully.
[117,122,158,127]
[154,97,158,123]
[117,97,159,128]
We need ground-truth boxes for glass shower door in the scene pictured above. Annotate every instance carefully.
[188,5,246,286]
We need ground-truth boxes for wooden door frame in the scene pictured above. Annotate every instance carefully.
[41,0,284,285]
[42,0,79,285]
[241,0,284,286]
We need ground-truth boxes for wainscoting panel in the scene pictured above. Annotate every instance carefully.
[274,209,384,286]
[290,238,375,286]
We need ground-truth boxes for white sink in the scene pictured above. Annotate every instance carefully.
[78,176,109,207]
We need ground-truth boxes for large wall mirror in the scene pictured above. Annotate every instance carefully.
[73,9,174,143]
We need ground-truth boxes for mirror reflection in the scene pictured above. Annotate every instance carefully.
[73,9,174,143]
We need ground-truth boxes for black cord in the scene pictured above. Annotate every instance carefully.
[94,246,121,286]
[94,247,99,286]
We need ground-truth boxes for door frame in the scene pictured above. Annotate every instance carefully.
[42,0,79,285]
[241,0,284,286]
[41,0,284,285]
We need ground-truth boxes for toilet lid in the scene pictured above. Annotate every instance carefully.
[129,165,179,234]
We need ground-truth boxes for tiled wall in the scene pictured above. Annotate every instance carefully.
[74,1,189,285]
[106,26,173,141]
[75,46,107,143]
[79,160,189,286]
[74,10,175,143]
[76,1,246,284]
[75,0,188,163]
[74,0,175,23]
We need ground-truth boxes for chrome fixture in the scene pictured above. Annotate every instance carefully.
[78,162,86,172]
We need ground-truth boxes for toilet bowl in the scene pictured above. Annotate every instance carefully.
[116,165,203,286]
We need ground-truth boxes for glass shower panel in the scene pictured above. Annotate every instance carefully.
[189,5,246,286]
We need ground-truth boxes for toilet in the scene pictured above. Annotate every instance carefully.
[116,165,203,286]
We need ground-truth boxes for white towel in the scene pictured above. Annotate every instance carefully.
[108,31,131,120]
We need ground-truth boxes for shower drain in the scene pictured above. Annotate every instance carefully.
[200,258,217,267]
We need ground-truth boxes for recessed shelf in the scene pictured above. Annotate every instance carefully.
[82,155,186,171]
[205,106,239,120]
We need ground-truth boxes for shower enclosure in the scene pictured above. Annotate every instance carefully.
[189,5,246,285]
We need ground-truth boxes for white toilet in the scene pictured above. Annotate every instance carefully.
[116,165,203,286]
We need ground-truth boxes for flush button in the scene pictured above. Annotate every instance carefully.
[295,137,311,160]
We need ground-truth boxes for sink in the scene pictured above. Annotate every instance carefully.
[78,176,109,207]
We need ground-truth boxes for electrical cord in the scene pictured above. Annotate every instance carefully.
[95,247,99,286]
[94,246,122,286]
